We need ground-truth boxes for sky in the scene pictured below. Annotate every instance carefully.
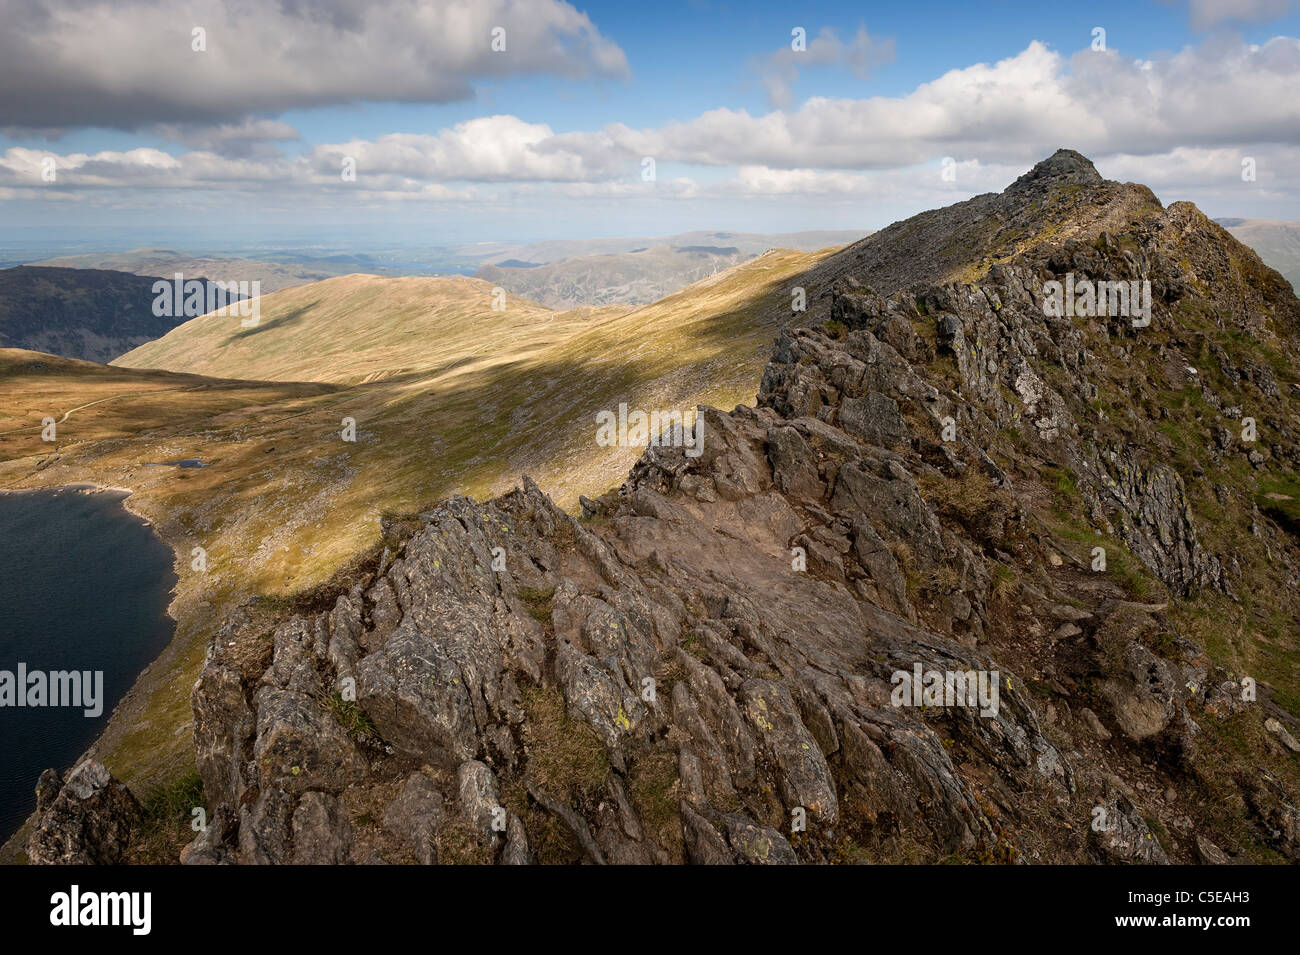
[1,0,1299,250]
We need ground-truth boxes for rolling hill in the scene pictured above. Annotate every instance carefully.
[114,249,846,506]
[116,273,603,384]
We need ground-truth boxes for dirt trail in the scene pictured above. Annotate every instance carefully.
[0,386,203,435]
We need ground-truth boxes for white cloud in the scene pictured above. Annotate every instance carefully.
[752,25,896,108]
[630,37,1300,170]
[309,116,596,183]
[0,0,629,129]
[715,160,1016,199]
[1096,144,1300,201]
[8,34,1300,221]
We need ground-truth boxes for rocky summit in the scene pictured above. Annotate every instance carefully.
[29,150,1300,864]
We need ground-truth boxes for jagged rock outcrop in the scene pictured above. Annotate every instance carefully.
[1090,789,1170,864]
[182,436,1067,863]
[26,760,141,865]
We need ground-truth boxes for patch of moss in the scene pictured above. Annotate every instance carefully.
[520,685,609,801]
[516,585,556,623]
[1256,476,1300,537]
[326,691,379,743]
[626,750,683,862]
[126,770,205,864]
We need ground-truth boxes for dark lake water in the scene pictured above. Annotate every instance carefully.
[0,486,176,842]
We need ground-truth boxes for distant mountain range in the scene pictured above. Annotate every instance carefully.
[457,229,866,265]
[4,235,861,365]
[469,231,864,308]
[471,243,751,308]
[0,266,191,364]
[32,249,346,293]
[27,233,867,314]
[1218,219,1300,292]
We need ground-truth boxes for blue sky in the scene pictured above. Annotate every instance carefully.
[2,0,1299,248]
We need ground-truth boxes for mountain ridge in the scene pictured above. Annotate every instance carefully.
[18,149,1300,865]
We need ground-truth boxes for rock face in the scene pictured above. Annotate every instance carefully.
[28,150,1300,865]
[26,760,141,865]
[185,451,1070,864]
[1090,790,1170,864]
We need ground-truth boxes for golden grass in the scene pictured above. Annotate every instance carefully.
[115,273,619,385]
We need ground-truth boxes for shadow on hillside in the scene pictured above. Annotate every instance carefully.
[229,300,322,341]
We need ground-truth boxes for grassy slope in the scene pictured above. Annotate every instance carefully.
[115,273,596,385]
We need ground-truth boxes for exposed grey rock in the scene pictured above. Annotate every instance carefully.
[681,805,734,865]
[192,660,255,812]
[767,425,823,500]
[26,760,140,865]
[179,812,233,865]
[253,686,367,793]
[382,772,444,865]
[1099,644,1179,742]
[239,787,295,865]
[1091,791,1170,864]
[719,813,799,865]
[1265,718,1300,753]
[501,815,532,865]
[457,760,503,841]
[357,621,481,766]
[1195,834,1232,865]
[1080,707,1112,741]
[291,791,352,864]
[838,392,910,449]
[739,680,838,824]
